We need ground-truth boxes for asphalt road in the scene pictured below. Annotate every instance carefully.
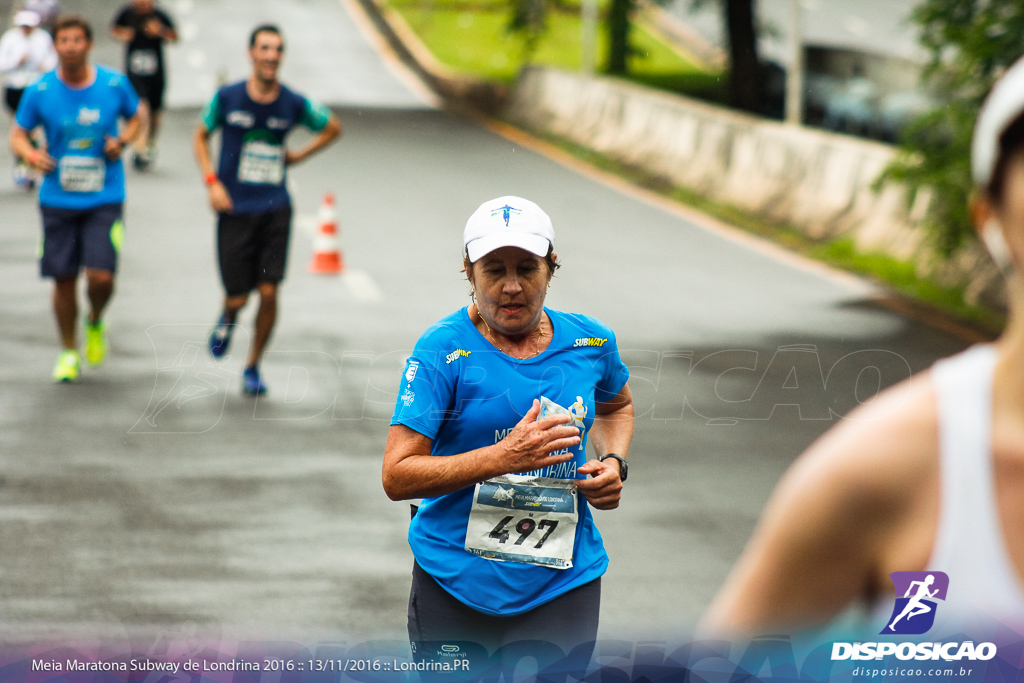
[0,0,970,654]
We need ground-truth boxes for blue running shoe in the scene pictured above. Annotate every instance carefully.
[209,314,234,358]
[242,365,267,395]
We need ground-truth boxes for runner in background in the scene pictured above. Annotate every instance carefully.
[193,24,340,395]
[25,0,60,34]
[111,0,177,170]
[0,10,56,188]
[700,57,1024,637]
[9,15,142,382]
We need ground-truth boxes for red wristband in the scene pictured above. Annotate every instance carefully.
[204,172,218,186]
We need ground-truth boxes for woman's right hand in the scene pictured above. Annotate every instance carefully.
[497,399,580,473]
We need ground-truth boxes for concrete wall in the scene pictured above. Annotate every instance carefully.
[504,66,1003,307]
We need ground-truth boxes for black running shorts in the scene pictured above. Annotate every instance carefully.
[128,74,165,112]
[407,560,600,677]
[216,204,292,297]
[40,203,124,278]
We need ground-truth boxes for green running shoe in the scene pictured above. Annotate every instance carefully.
[53,349,81,383]
[85,321,107,366]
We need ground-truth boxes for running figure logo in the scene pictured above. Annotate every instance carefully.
[492,485,515,503]
[882,571,949,635]
[490,204,521,226]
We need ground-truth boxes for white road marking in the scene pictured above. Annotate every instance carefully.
[342,269,384,302]
[187,49,206,68]
[296,215,318,236]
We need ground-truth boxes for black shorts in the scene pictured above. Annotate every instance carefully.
[4,86,24,115]
[407,560,599,676]
[40,203,124,278]
[128,74,165,112]
[217,205,292,297]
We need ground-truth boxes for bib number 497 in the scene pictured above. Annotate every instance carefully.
[488,516,559,548]
[465,475,577,569]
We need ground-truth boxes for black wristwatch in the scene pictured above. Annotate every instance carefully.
[599,453,628,482]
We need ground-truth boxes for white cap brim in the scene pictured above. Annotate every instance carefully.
[466,232,550,262]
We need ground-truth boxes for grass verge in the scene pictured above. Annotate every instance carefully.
[386,0,720,94]
[521,128,1006,335]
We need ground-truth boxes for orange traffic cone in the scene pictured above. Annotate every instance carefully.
[309,192,344,274]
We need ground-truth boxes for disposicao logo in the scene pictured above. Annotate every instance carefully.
[831,571,997,663]
[883,571,948,635]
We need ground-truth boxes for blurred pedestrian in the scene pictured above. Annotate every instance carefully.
[700,56,1024,637]
[193,24,340,395]
[9,15,143,382]
[25,0,60,34]
[383,196,634,671]
[0,10,56,188]
[111,0,177,169]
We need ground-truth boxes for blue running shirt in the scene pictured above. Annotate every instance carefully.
[16,66,139,209]
[200,81,331,215]
[391,307,630,616]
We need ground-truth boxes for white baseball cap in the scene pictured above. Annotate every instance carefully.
[463,196,555,262]
[14,10,40,27]
[973,56,1024,188]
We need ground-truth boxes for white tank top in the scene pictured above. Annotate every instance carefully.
[928,344,1024,622]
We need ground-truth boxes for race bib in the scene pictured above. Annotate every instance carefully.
[465,474,578,569]
[59,156,105,193]
[129,49,158,76]
[237,140,284,185]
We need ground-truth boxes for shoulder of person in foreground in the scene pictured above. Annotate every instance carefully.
[699,370,942,638]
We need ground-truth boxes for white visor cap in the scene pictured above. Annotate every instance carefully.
[14,10,40,26]
[464,196,554,262]
[973,56,1024,188]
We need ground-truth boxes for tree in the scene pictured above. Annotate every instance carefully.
[606,0,634,74]
[879,0,1024,256]
[723,0,759,112]
[686,0,760,112]
[508,0,549,63]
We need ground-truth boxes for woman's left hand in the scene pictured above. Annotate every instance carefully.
[576,458,623,510]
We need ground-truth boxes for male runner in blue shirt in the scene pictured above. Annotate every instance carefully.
[10,14,143,382]
[194,24,341,396]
